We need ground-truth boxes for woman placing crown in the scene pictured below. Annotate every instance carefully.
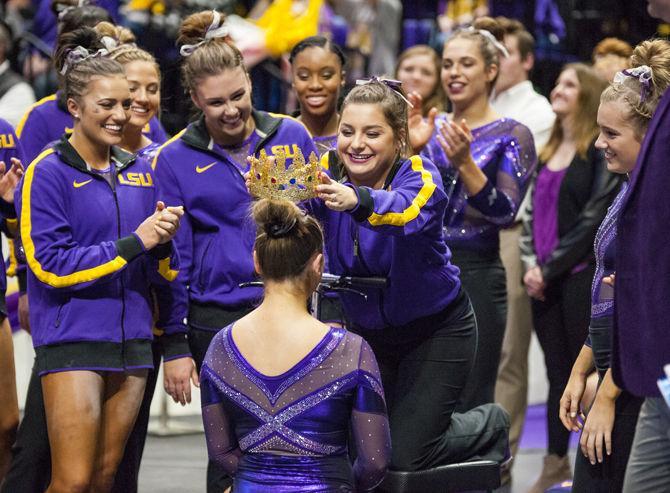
[151,10,318,492]
[249,79,510,474]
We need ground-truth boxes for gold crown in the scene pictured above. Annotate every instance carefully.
[248,148,320,202]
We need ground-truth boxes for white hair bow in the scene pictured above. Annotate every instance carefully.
[180,11,230,57]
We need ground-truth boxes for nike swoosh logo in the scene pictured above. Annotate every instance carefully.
[73,179,93,188]
[196,162,217,174]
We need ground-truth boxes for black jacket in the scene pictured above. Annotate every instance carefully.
[520,143,622,283]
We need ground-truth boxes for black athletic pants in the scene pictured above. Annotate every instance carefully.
[450,249,508,412]
[532,266,594,457]
[354,290,510,471]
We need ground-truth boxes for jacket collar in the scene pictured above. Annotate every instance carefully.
[180,109,281,154]
[54,135,136,173]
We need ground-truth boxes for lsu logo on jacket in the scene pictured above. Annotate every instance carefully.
[270,144,302,159]
[0,134,16,149]
[118,172,154,187]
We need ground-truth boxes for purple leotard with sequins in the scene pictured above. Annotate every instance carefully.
[421,117,536,252]
[200,325,391,492]
[586,183,628,372]
[313,134,337,157]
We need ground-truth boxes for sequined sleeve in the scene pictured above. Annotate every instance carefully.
[200,376,243,476]
[352,339,391,491]
[466,122,537,225]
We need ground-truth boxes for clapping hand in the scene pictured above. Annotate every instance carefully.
[407,92,438,152]
[0,158,24,203]
[436,119,474,169]
[153,202,184,244]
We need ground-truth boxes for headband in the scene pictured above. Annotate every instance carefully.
[60,45,109,75]
[462,27,510,58]
[180,11,230,57]
[355,77,414,108]
[613,65,653,103]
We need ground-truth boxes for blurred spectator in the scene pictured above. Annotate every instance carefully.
[395,45,445,116]
[520,63,616,493]
[437,0,488,37]
[330,0,402,77]
[492,16,555,485]
[592,37,633,82]
[0,22,35,128]
[492,17,554,150]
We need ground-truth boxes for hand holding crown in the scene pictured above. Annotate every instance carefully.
[247,147,320,202]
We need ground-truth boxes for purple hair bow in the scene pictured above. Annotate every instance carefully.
[60,46,109,75]
[355,77,414,107]
[614,65,653,103]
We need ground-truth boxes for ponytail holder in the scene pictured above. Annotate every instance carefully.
[355,76,414,108]
[613,65,653,103]
[180,10,230,57]
[60,45,109,75]
[462,27,510,58]
[267,218,297,238]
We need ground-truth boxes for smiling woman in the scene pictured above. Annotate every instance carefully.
[151,11,318,492]
[94,22,163,157]
[518,63,619,493]
[411,17,537,414]
[91,21,197,491]
[291,79,511,475]
[289,36,346,157]
[15,26,189,493]
[395,45,446,117]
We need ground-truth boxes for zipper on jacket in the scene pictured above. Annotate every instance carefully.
[351,221,392,326]
[111,185,127,363]
[54,303,65,328]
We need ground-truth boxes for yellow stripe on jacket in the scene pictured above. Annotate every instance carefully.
[6,232,17,277]
[20,148,128,288]
[368,155,437,227]
[151,129,186,171]
[16,94,57,138]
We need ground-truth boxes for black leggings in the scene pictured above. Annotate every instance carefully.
[572,386,643,492]
[532,266,594,457]
[450,249,508,412]
[354,290,510,471]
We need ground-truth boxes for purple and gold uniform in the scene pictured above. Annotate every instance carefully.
[311,153,462,330]
[0,119,24,317]
[153,111,318,329]
[16,136,187,375]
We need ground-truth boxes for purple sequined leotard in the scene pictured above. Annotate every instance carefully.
[587,183,629,372]
[200,325,391,492]
[421,117,536,252]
